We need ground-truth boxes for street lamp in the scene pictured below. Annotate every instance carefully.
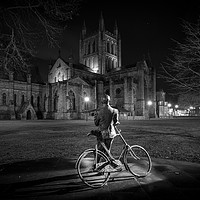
[167,103,172,117]
[174,105,179,116]
[147,100,153,106]
[84,96,90,104]
[189,106,194,116]
[147,100,152,119]
[167,103,172,108]
[84,96,90,121]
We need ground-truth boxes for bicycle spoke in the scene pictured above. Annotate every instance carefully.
[77,150,110,188]
[125,145,152,178]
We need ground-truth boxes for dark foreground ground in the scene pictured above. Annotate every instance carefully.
[0,118,200,200]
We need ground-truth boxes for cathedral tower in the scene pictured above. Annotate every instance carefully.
[79,13,121,74]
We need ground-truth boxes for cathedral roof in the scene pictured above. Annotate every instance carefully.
[0,57,47,84]
[71,63,92,72]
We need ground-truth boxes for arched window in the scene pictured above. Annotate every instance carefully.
[107,42,110,53]
[133,88,136,97]
[84,43,86,55]
[112,59,114,69]
[68,90,75,111]
[86,58,90,67]
[106,58,112,72]
[2,93,6,105]
[111,43,114,54]
[83,91,88,110]
[105,89,110,95]
[37,96,40,109]
[116,88,121,95]
[114,60,117,68]
[31,95,34,106]
[44,95,46,111]
[21,95,25,105]
[27,110,31,120]
[88,42,90,54]
[14,94,17,106]
[88,58,90,68]
[92,40,95,53]
[66,68,70,80]
[57,71,61,81]
[116,88,122,98]
[105,57,109,72]
[90,57,93,68]
[54,92,58,112]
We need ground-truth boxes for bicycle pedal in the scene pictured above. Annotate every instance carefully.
[105,165,122,173]
[112,166,122,172]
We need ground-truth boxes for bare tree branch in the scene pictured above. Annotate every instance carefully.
[160,18,200,95]
[178,92,200,109]
[0,0,82,74]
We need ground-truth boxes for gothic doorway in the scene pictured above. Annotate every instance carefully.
[27,110,31,120]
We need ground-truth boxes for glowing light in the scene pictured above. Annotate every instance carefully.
[84,97,90,102]
[93,68,98,73]
[167,103,172,108]
[93,66,98,73]
[147,100,152,106]
[93,62,98,73]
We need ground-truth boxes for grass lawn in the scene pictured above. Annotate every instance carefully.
[0,118,200,165]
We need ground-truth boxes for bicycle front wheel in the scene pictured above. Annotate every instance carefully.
[124,145,152,178]
[77,149,110,188]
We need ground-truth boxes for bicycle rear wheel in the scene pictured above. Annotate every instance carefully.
[124,145,152,178]
[77,149,110,188]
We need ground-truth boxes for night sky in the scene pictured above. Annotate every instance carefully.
[37,1,200,98]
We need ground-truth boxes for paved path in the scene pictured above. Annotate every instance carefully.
[0,158,200,200]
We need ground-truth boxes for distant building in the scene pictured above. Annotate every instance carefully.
[156,90,168,118]
[0,15,156,120]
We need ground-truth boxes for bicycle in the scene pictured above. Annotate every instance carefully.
[75,125,152,188]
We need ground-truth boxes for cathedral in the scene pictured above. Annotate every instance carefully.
[0,14,157,120]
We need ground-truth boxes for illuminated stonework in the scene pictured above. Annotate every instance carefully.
[48,58,71,83]
[79,14,121,74]
[0,14,157,120]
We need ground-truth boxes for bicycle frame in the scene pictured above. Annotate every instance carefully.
[96,126,140,167]
[75,126,140,170]
[114,127,141,161]
[76,126,152,188]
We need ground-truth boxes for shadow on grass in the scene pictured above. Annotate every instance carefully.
[1,174,93,199]
[0,158,139,199]
[0,158,90,199]
[0,157,76,174]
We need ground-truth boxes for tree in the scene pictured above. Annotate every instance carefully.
[177,93,200,109]
[0,0,81,74]
[160,18,200,96]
